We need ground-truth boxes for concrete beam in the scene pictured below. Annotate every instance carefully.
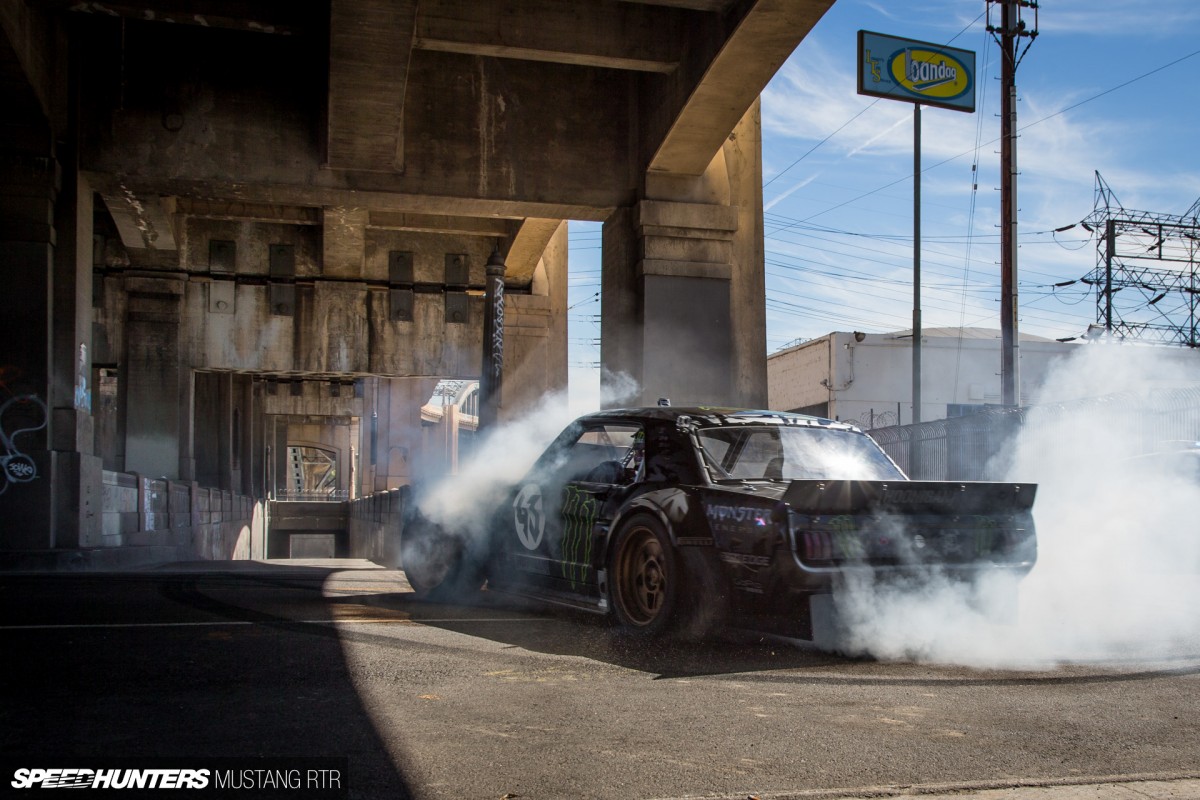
[327,0,416,173]
[100,189,178,253]
[416,0,681,73]
[505,218,564,285]
[322,207,367,279]
[368,211,512,238]
[55,1,314,36]
[0,0,55,128]
[650,0,833,176]
[617,0,732,9]
[86,172,615,223]
[174,198,321,226]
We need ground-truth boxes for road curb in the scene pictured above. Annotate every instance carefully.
[650,774,1200,800]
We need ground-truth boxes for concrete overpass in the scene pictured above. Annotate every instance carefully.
[0,0,834,558]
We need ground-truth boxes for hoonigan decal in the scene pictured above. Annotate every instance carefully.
[512,483,545,550]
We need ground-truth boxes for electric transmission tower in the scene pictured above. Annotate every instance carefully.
[1083,172,1200,347]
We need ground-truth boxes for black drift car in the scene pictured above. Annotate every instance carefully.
[401,407,1038,640]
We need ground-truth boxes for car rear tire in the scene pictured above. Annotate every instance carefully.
[610,514,681,637]
[400,511,484,601]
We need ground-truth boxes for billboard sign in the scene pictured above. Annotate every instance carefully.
[858,30,976,113]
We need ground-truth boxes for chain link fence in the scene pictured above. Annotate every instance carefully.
[868,387,1200,481]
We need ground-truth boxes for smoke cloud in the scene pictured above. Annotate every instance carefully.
[828,343,1200,668]
[414,370,640,541]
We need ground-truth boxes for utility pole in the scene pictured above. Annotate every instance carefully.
[988,0,1037,407]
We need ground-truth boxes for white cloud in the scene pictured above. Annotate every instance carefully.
[1040,0,1200,38]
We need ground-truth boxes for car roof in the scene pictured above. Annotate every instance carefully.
[574,406,860,432]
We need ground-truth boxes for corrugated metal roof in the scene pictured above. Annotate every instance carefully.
[888,326,1057,342]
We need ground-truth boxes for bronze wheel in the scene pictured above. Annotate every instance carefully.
[611,515,679,635]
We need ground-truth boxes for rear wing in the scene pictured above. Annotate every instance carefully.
[781,480,1036,516]
[782,480,1038,571]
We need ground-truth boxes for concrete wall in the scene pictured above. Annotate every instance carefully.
[347,488,407,568]
[767,336,831,416]
[768,330,1084,427]
[0,470,267,570]
[267,501,349,560]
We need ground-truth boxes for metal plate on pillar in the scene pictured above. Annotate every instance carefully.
[269,284,295,316]
[445,293,469,324]
[208,281,235,314]
[390,288,414,322]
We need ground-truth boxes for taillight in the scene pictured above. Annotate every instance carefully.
[803,530,833,563]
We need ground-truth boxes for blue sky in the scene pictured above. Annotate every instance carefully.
[567,0,1200,406]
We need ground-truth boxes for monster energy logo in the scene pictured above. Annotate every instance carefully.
[560,485,597,588]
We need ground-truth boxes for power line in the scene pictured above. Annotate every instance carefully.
[763,10,986,192]
[772,45,1200,227]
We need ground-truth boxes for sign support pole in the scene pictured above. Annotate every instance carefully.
[856,28,975,434]
[913,103,922,426]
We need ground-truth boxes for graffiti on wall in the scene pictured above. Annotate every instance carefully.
[74,342,92,413]
[490,276,505,379]
[1,394,48,495]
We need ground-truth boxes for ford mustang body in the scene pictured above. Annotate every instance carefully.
[403,408,1037,639]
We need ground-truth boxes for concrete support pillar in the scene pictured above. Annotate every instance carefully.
[194,372,218,487]
[194,371,237,490]
[122,275,187,479]
[502,221,569,419]
[367,376,439,491]
[0,146,57,548]
[600,100,767,408]
[233,373,252,495]
[249,380,267,499]
[0,135,104,549]
[725,99,769,408]
[51,164,103,548]
[217,372,233,490]
[602,200,737,406]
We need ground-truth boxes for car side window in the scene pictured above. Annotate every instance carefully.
[564,424,642,484]
[695,428,781,479]
[695,425,905,481]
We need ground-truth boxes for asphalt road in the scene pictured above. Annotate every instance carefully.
[2,560,1198,800]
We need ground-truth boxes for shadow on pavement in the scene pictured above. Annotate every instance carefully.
[358,584,1200,687]
[352,584,854,679]
[0,562,415,799]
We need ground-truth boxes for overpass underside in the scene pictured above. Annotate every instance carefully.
[0,0,833,555]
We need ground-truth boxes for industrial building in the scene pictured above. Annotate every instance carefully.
[1,0,834,565]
